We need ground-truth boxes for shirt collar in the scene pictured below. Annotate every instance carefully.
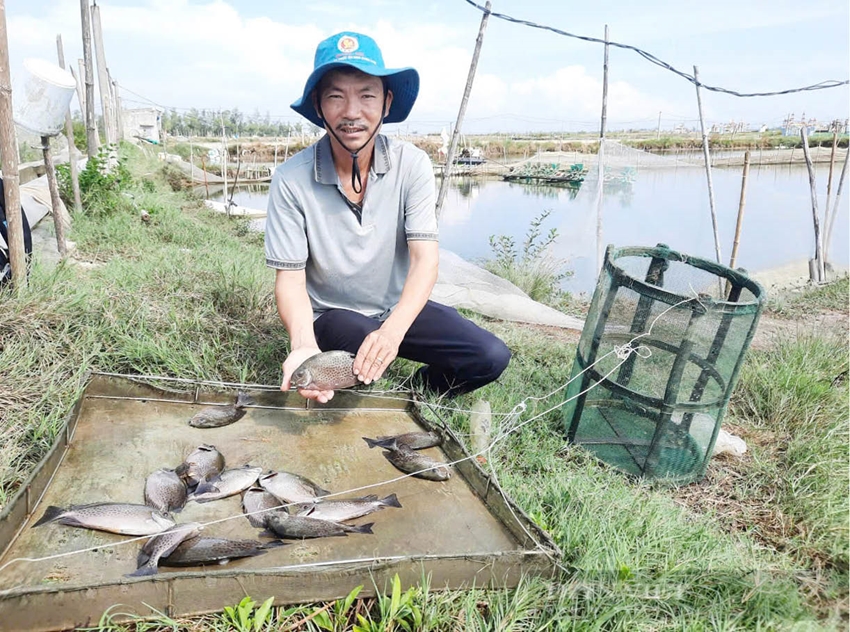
[313,133,391,184]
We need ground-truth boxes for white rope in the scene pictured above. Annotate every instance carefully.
[0,292,702,577]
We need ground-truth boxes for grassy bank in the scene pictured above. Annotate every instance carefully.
[1,144,847,629]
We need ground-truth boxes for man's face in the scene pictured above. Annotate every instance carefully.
[315,69,393,146]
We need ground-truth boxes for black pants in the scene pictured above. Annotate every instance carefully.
[314,301,511,397]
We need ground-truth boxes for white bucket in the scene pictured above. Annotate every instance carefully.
[12,58,77,137]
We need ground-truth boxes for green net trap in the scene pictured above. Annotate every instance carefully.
[562,244,766,484]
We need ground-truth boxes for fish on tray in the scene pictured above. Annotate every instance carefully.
[127,522,202,577]
[190,465,263,503]
[33,502,175,536]
[363,431,442,451]
[242,486,288,528]
[188,392,255,428]
[259,470,331,504]
[154,537,287,567]
[144,468,188,513]
[382,441,452,481]
[292,494,402,523]
[263,511,373,539]
[175,444,225,488]
[290,350,359,391]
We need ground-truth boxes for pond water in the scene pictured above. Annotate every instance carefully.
[208,162,848,295]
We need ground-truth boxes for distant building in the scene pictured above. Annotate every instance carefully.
[122,107,162,142]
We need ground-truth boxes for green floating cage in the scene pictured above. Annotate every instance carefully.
[563,244,766,484]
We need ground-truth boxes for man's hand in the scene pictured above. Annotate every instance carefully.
[353,325,403,385]
[281,346,335,403]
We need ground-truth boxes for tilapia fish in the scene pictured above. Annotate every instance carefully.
[175,444,225,488]
[293,493,401,523]
[128,522,201,577]
[363,431,442,451]
[190,465,263,503]
[383,443,452,481]
[264,511,373,539]
[291,351,358,390]
[33,502,175,536]
[259,470,331,503]
[188,392,255,428]
[144,468,188,513]
[154,537,286,567]
[242,486,287,528]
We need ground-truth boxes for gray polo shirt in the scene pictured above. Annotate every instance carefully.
[265,134,438,319]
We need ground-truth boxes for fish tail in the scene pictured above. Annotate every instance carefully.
[126,563,158,578]
[362,436,381,449]
[236,391,255,408]
[32,506,65,527]
[350,522,374,535]
[193,480,221,496]
[381,493,402,509]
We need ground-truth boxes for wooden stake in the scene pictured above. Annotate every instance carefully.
[200,155,209,199]
[41,136,67,257]
[694,66,722,271]
[435,0,491,219]
[728,150,750,271]
[824,129,838,228]
[0,0,25,287]
[91,2,116,145]
[57,34,82,214]
[824,144,849,269]
[112,78,123,141]
[800,126,824,282]
[80,0,98,157]
[73,60,85,114]
[595,24,610,273]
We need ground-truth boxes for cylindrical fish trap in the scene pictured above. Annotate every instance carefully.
[562,244,765,484]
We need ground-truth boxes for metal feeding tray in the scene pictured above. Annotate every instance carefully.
[0,373,559,631]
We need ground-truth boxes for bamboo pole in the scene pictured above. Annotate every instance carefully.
[435,0,491,219]
[57,34,82,214]
[800,126,824,282]
[728,150,751,275]
[694,66,722,272]
[80,0,98,157]
[90,1,116,145]
[595,24,609,273]
[41,136,67,257]
[0,0,25,287]
[824,145,849,269]
[824,128,838,227]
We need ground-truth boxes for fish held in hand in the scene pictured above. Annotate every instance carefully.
[383,443,452,481]
[175,444,225,488]
[144,468,188,513]
[190,465,263,503]
[33,502,175,536]
[363,431,442,451]
[242,486,287,528]
[188,392,255,428]
[128,522,201,577]
[158,537,287,567]
[259,470,331,503]
[293,493,401,523]
[264,511,373,539]
[291,351,358,391]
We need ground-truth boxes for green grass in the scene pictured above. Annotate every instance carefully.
[766,275,849,318]
[1,146,848,629]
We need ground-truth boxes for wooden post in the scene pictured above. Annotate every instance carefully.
[200,155,209,199]
[656,111,661,140]
[595,24,609,272]
[726,150,751,299]
[41,136,67,257]
[57,34,82,214]
[80,0,98,156]
[0,0,25,287]
[112,78,123,142]
[694,66,723,271]
[435,0,491,219]
[824,145,849,269]
[800,126,824,282]
[825,128,838,224]
[73,60,85,114]
[90,1,116,145]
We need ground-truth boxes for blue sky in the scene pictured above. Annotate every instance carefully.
[8,0,849,133]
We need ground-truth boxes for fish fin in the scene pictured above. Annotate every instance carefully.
[193,481,220,496]
[381,494,402,509]
[236,392,255,408]
[258,529,277,538]
[363,436,396,449]
[32,506,65,527]
[362,436,381,449]
[359,494,379,502]
[126,564,158,578]
[350,522,374,535]
[137,549,152,567]
[262,540,289,550]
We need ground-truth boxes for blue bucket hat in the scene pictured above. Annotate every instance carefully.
[291,32,420,128]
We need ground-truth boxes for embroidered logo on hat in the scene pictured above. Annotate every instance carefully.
[337,35,359,53]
